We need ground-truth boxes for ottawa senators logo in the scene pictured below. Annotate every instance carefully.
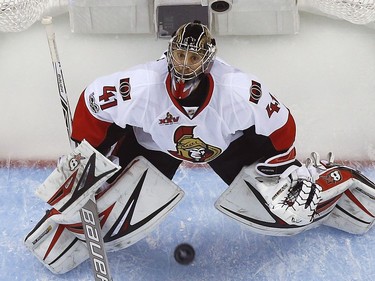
[168,126,221,162]
[119,78,131,101]
[249,80,262,104]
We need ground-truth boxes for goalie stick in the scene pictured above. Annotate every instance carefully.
[41,16,76,150]
[80,197,112,281]
[41,17,113,281]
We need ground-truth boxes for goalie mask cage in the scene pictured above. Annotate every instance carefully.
[0,0,374,33]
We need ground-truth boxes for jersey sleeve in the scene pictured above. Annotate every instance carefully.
[228,70,298,175]
[228,71,295,150]
[248,79,298,175]
[249,86,295,152]
[71,91,113,148]
[71,70,125,148]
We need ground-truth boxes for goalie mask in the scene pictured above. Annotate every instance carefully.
[167,21,217,99]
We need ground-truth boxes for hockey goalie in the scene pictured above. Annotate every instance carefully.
[25,20,375,274]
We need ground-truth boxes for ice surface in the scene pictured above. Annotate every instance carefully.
[1,163,375,281]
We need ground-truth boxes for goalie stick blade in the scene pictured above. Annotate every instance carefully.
[80,198,112,281]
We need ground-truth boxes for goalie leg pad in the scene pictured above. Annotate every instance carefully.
[25,156,184,273]
[322,170,375,234]
[24,209,89,274]
[87,156,185,251]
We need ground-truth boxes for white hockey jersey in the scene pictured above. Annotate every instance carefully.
[72,58,295,164]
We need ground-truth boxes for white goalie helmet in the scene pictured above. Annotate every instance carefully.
[167,21,217,99]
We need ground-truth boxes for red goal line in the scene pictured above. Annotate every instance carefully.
[1,159,374,170]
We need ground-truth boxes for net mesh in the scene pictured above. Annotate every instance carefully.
[310,0,375,24]
[0,0,374,33]
[0,0,49,32]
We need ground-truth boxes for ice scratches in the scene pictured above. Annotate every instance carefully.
[145,234,159,249]
[344,238,362,280]
[367,144,375,160]
[2,164,375,280]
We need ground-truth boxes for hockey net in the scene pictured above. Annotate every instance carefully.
[306,0,375,24]
[0,0,49,32]
[0,0,374,32]
[0,0,68,32]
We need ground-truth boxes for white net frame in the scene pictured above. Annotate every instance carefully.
[309,0,375,24]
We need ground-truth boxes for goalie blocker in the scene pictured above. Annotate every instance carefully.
[24,140,184,274]
[216,154,375,236]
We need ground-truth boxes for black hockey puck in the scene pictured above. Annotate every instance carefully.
[174,243,195,265]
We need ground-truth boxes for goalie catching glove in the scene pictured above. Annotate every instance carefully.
[258,154,323,226]
[268,177,322,225]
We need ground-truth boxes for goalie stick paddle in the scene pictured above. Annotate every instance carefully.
[41,17,113,280]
